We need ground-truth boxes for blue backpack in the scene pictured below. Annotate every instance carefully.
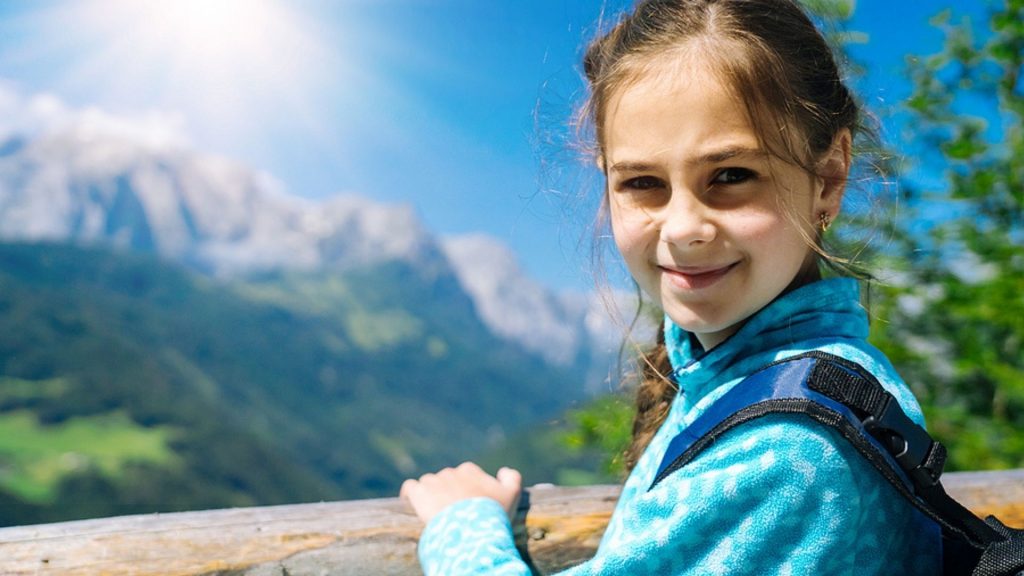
[650,352,1024,576]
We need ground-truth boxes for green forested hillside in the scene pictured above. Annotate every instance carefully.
[0,242,586,526]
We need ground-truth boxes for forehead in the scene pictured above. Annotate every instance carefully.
[603,55,758,163]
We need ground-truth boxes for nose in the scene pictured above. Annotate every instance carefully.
[658,191,716,247]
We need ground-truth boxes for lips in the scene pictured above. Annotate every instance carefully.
[658,262,737,290]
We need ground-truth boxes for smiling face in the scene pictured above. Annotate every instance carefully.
[603,55,846,350]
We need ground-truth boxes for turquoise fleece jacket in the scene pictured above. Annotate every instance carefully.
[417,278,942,575]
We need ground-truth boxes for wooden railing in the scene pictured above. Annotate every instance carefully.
[2,469,1023,575]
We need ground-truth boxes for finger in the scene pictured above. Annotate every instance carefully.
[456,461,483,474]
[496,467,524,517]
[399,479,417,500]
[496,467,522,491]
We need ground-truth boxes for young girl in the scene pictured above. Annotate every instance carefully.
[401,0,942,573]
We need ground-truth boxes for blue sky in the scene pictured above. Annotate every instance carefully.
[0,0,991,291]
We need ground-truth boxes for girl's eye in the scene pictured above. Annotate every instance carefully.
[620,175,665,191]
[711,167,756,185]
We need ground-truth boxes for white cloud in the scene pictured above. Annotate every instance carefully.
[6,0,338,160]
[0,80,190,150]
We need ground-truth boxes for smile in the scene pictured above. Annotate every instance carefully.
[658,262,738,290]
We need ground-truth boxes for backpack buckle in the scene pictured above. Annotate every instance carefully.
[862,395,945,489]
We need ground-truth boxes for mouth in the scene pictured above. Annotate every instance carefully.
[658,262,738,290]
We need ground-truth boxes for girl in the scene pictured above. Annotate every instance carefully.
[401,0,942,573]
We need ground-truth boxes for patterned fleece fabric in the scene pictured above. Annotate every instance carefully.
[417,278,942,575]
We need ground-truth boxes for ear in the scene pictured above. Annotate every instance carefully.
[813,128,852,218]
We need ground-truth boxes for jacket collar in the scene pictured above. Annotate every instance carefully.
[665,277,869,402]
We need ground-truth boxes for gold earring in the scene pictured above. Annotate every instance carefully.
[819,212,832,232]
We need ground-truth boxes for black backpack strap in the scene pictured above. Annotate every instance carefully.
[648,351,1020,574]
[976,517,1024,576]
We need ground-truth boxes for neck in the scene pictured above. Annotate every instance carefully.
[786,259,823,296]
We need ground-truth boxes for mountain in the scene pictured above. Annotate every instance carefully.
[0,127,616,361]
[441,234,632,391]
[0,126,619,526]
[0,128,445,277]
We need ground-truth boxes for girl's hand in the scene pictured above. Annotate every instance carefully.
[400,462,523,525]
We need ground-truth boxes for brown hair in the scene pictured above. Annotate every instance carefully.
[580,0,865,472]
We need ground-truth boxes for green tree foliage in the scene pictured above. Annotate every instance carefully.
[870,0,1024,471]
[562,394,634,478]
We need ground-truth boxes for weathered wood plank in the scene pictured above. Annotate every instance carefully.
[939,469,1024,526]
[0,470,1021,575]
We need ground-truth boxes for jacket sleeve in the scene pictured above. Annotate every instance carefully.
[418,414,938,575]
[418,497,532,576]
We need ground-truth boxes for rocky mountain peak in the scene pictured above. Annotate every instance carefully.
[0,128,445,276]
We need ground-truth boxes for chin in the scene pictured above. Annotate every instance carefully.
[665,310,729,335]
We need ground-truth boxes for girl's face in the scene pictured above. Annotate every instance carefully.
[603,58,845,350]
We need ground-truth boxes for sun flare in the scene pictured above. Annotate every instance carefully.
[22,0,336,146]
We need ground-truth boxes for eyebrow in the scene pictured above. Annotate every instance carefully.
[698,145,767,164]
[608,145,767,174]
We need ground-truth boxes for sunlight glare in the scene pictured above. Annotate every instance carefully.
[28,0,338,150]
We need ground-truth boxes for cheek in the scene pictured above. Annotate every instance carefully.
[738,211,813,272]
[743,217,788,243]
[730,202,800,241]
[609,204,654,262]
